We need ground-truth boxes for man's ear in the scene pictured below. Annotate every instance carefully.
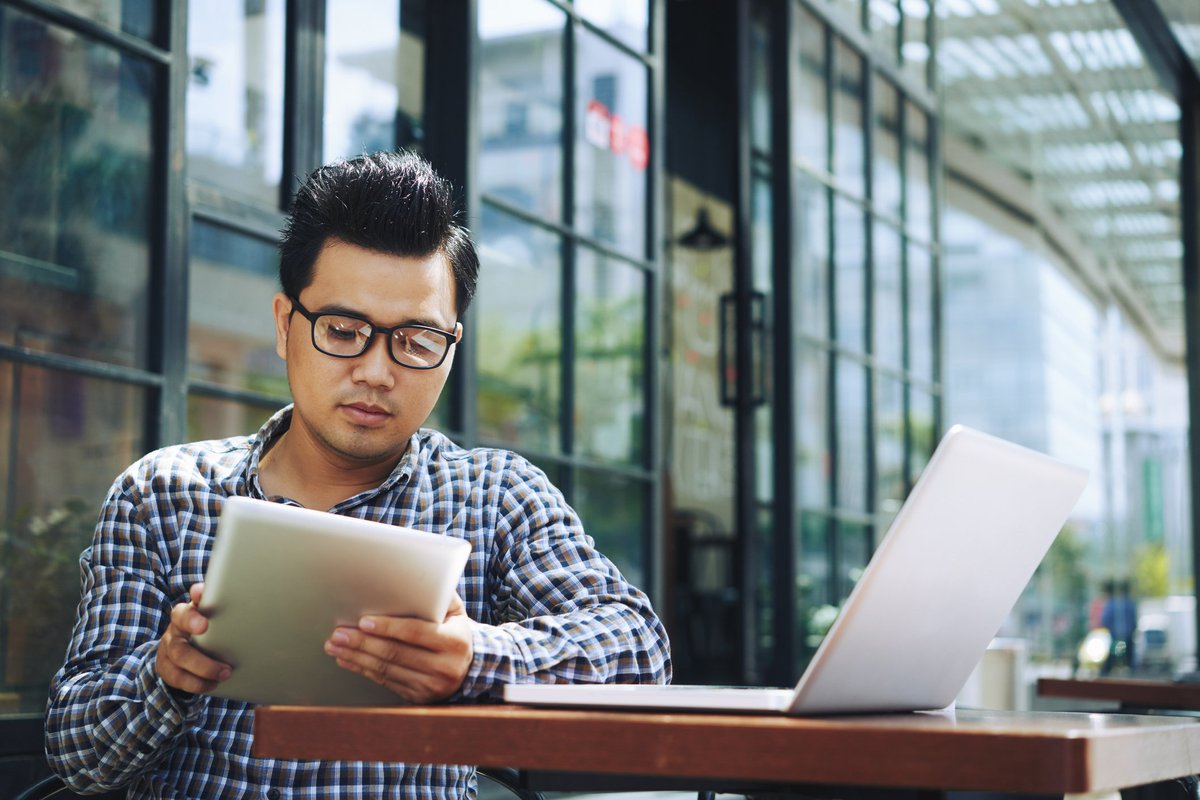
[272,292,293,360]
[453,321,463,343]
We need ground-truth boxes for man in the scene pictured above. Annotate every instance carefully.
[45,151,671,798]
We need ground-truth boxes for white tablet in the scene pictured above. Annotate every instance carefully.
[193,496,471,706]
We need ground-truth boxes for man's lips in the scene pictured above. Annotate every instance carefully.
[340,403,393,425]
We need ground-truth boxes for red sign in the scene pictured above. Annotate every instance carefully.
[585,99,648,171]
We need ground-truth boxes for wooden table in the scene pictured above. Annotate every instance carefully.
[253,704,1200,796]
[1038,677,1200,712]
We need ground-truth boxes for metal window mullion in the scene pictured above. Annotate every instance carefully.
[155,0,190,447]
[863,52,876,555]
[823,20,839,610]
[768,0,798,688]
[646,0,666,606]
[561,11,577,493]
[6,0,170,61]
[1180,86,1200,669]
[281,0,325,208]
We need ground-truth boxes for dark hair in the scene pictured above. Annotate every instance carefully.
[279,151,478,318]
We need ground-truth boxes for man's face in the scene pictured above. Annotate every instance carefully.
[272,239,460,468]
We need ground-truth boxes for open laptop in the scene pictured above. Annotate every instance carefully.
[503,424,1088,715]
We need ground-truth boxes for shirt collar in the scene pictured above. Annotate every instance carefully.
[238,404,424,504]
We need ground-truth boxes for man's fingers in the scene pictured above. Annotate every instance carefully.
[156,591,231,694]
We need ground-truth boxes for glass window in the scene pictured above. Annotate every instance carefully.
[901,0,930,86]
[576,25,649,258]
[751,4,772,157]
[868,0,900,63]
[572,468,647,587]
[575,0,649,53]
[832,38,865,198]
[876,373,905,521]
[834,196,867,351]
[834,356,868,511]
[574,249,647,466]
[835,519,871,600]
[907,242,934,383]
[830,0,863,29]
[796,511,832,649]
[873,221,903,368]
[908,387,936,481]
[873,76,901,221]
[906,102,931,242]
[476,205,562,452]
[0,366,149,713]
[324,0,427,162]
[187,220,289,396]
[48,0,158,42]
[188,394,279,441]
[187,0,285,208]
[794,6,828,173]
[794,174,829,339]
[0,9,156,370]
[795,345,830,507]
[478,0,565,220]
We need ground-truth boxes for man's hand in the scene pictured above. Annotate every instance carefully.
[324,593,474,703]
[155,583,232,694]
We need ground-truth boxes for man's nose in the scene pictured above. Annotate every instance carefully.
[350,332,396,388]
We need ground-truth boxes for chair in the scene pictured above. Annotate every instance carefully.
[14,775,124,800]
[17,770,544,800]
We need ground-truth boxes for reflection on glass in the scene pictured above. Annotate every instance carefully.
[836,519,870,601]
[573,468,647,588]
[906,103,931,241]
[907,242,934,383]
[476,205,562,452]
[797,511,832,652]
[187,394,279,441]
[795,174,829,339]
[830,0,863,28]
[876,374,905,520]
[868,0,900,62]
[325,0,427,161]
[50,0,158,41]
[874,76,901,221]
[0,9,155,369]
[835,356,868,511]
[575,0,649,53]
[873,221,903,368]
[187,0,285,208]
[0,365,148,714]
[908,388,936,481]
[795,6,828,172]
[901,0,930,86]
[576,26,649,258]
[575,249,646,466]
[478,0,565,220]
[833,38,865,198]
[751,4,772,157]
[834,195,866,351]
[795,345,829,506]
[187,220,289,396]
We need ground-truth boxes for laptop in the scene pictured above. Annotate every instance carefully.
[503,424,1088,715]
[193,496,471,706]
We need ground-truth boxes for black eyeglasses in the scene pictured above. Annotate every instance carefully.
[288,296,459,370]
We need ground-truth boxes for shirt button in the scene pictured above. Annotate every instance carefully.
[266,789,281,800]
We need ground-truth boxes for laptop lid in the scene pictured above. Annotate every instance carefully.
[502,424,1087,715]
[786,424,1088,713]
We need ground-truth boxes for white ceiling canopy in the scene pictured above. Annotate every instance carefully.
[937,0,1185,360]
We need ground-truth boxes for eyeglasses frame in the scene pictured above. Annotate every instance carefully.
[287,295,459,370]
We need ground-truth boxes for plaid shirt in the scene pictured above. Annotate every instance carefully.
[45,406,671,799]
